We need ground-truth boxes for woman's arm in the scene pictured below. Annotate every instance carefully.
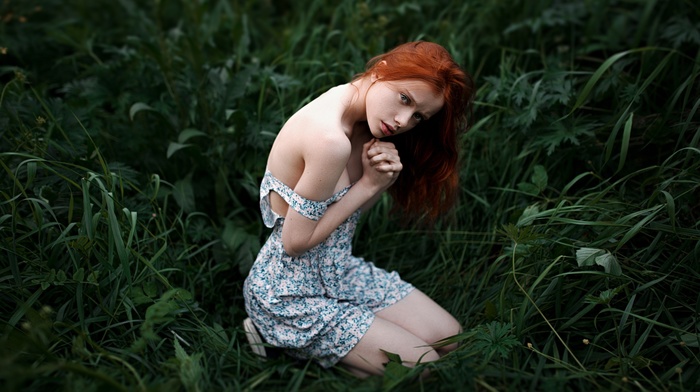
[281,139,399,256]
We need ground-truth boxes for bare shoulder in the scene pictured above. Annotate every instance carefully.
[267,85,353,180]
[277,87,352,158]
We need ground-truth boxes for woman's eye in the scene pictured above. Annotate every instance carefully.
[413,113,424,121]
[400,93,410,104]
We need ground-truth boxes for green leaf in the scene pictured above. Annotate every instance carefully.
[143,299,178,327]
[498,224,543,244]
[662,16,700,48]
[585,286,624,305]
[517,204,540,227]
[73,267,85,282]
[156,288,193,303]
[130,286,152,305]
[177,128,207,144]
[380,350,413,390]
[129,102,156,121]
[381,350,403,364]
[517,182,540,195]
[595,252,622,276]
[576,247,622,275]
[473,321,520,360]
[575,247,603,267]
[174,336,187,359]
[382,361,413,390]
[175,289,192,301]
[173,173,195,212]
[680,334,699,348]
[143,281,158,298]
[56,270,67,284]
[531,165,548,191]
[167,142,192,159]
[87,271,100,284]
[174,339,203,392]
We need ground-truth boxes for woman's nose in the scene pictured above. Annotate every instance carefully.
[395,110,411,127]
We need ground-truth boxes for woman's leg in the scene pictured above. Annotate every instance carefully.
[375,289,461,355]
[339,316,440,376]
[339,290,460,376]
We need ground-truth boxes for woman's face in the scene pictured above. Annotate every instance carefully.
[365,78,444,139]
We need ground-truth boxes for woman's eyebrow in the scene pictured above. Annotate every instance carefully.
[404,91,422,113]
[405,90,434,119]
[405,90,418,104]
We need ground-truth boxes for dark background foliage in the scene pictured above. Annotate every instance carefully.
[1,0,699,390]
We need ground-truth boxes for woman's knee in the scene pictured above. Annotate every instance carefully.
[340,317,441,375]
[376,290,461,343]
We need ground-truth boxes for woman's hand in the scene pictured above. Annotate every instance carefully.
[360,139,402,190]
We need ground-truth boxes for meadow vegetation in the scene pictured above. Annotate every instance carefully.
[1,0,699,390]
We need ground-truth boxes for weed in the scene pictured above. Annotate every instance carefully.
[1,0,699,390]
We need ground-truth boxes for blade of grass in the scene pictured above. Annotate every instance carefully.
[617,112,633,173]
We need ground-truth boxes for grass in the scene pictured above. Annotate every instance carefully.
[1,0,699,390]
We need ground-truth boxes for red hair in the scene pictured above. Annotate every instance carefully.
[355,41,475,223]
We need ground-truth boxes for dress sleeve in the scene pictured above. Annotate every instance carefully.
[259,172,328,228]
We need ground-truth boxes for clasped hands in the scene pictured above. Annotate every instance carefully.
[361,138,402,190]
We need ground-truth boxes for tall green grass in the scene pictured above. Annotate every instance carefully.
[1,0,699,390]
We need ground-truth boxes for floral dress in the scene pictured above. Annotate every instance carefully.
[243,171,414,367]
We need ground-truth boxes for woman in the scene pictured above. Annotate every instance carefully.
[243,41,474,377]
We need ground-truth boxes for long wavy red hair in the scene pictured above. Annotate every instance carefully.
[355,41,475,223]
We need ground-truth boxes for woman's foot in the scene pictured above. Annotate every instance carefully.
[243,317,267,357]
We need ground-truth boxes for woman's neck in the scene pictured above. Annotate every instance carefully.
[341,77,372,138]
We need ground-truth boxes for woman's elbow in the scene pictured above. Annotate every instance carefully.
[281,223,314,257]
[283,240,306,257]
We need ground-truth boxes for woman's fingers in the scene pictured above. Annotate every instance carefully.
[367,142,400,167]
[373,162,403,173]
[369,152,400,166]
[363,139,402,177]
[367,141,398,158]
[369,154,402,173]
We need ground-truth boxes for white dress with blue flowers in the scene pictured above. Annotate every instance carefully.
[243,171,414,367]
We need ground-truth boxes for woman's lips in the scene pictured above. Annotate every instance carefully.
[381,121,394,136]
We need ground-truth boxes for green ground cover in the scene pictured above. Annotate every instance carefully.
[1,0,699,390]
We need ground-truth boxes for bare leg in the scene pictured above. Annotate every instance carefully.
[375,289,462,355]
[339,290,460,376]
[339,316,440,376]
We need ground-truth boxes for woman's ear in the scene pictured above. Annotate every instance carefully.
[371,60,388,82]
